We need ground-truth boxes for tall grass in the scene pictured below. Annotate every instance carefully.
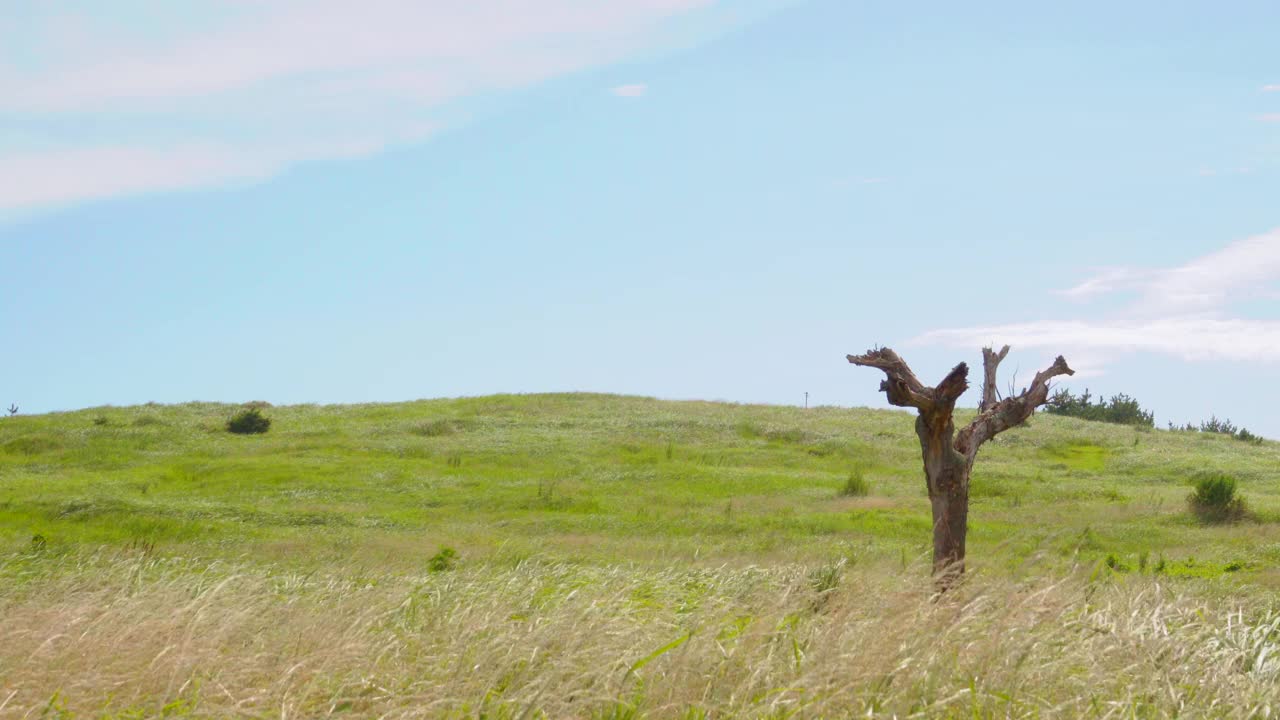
[2,551,1279,718]
[838,469,870,497]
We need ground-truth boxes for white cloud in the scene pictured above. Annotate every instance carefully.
[0,0,712,213]
[917,317,1280,363]
[0,139,388,212]
[915,228,1280,365]
[611,83,649,97]
[1263,84,1280,92]
[1055,267,1154,300]
[1261,113,1280,123]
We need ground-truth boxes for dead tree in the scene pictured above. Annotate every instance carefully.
[5,404,16,417]
[847,347,1072,583]
[979,345,1009,412]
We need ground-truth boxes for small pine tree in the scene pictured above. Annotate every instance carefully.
[1200,415,1238,435]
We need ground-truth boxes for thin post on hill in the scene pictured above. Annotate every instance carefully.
[847,346,1073,587]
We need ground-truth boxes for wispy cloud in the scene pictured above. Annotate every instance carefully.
[915,227,1280,366]
[918,317,1280,364]
[1263,84,1280,92]
[0,0,712,213]
[1261,113,1280,123]
[0,139,389,212]
[611,83,649,97]
[1064,228,1280,315]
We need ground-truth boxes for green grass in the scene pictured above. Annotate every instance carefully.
[1,394,1275,579]
[2,394,1280,717]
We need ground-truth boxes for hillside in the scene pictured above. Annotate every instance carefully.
[3,393,1276,577]
[2,394,1279,717]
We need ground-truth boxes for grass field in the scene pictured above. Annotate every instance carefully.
[2,394,1279,717]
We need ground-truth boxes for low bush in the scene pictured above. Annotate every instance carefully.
[227,408,271,435]
[1187,473,1245,523]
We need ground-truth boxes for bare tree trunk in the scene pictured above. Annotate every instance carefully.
[847,346,1072,588]
[930,481,969,577]
[979,345,1009,413]
[916,413,972,582]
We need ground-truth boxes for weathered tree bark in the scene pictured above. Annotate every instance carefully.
[979,345,1009,413]
[847,347,1072,587]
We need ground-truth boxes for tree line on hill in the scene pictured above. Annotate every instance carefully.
[1043,388,1262,444]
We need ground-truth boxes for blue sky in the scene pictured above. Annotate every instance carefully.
[3,0,1279,436]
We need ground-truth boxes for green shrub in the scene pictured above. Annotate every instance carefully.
[1188,473,1245,522]
[839,470,870,497]
[227,408,271,435]
[428,547,458,572]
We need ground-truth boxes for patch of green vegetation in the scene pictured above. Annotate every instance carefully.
[1,433,64,455]
[411,418,460,437]
[1041,441,1110,472]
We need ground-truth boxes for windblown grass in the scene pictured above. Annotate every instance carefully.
[2,550,1279,718]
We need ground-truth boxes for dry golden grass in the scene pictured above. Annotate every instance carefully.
[3,551,1279,718]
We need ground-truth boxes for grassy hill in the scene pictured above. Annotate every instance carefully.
[2,394,1279,717]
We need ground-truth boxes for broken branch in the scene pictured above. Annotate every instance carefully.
[956,355,1073,456]
[846,348,939,411]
